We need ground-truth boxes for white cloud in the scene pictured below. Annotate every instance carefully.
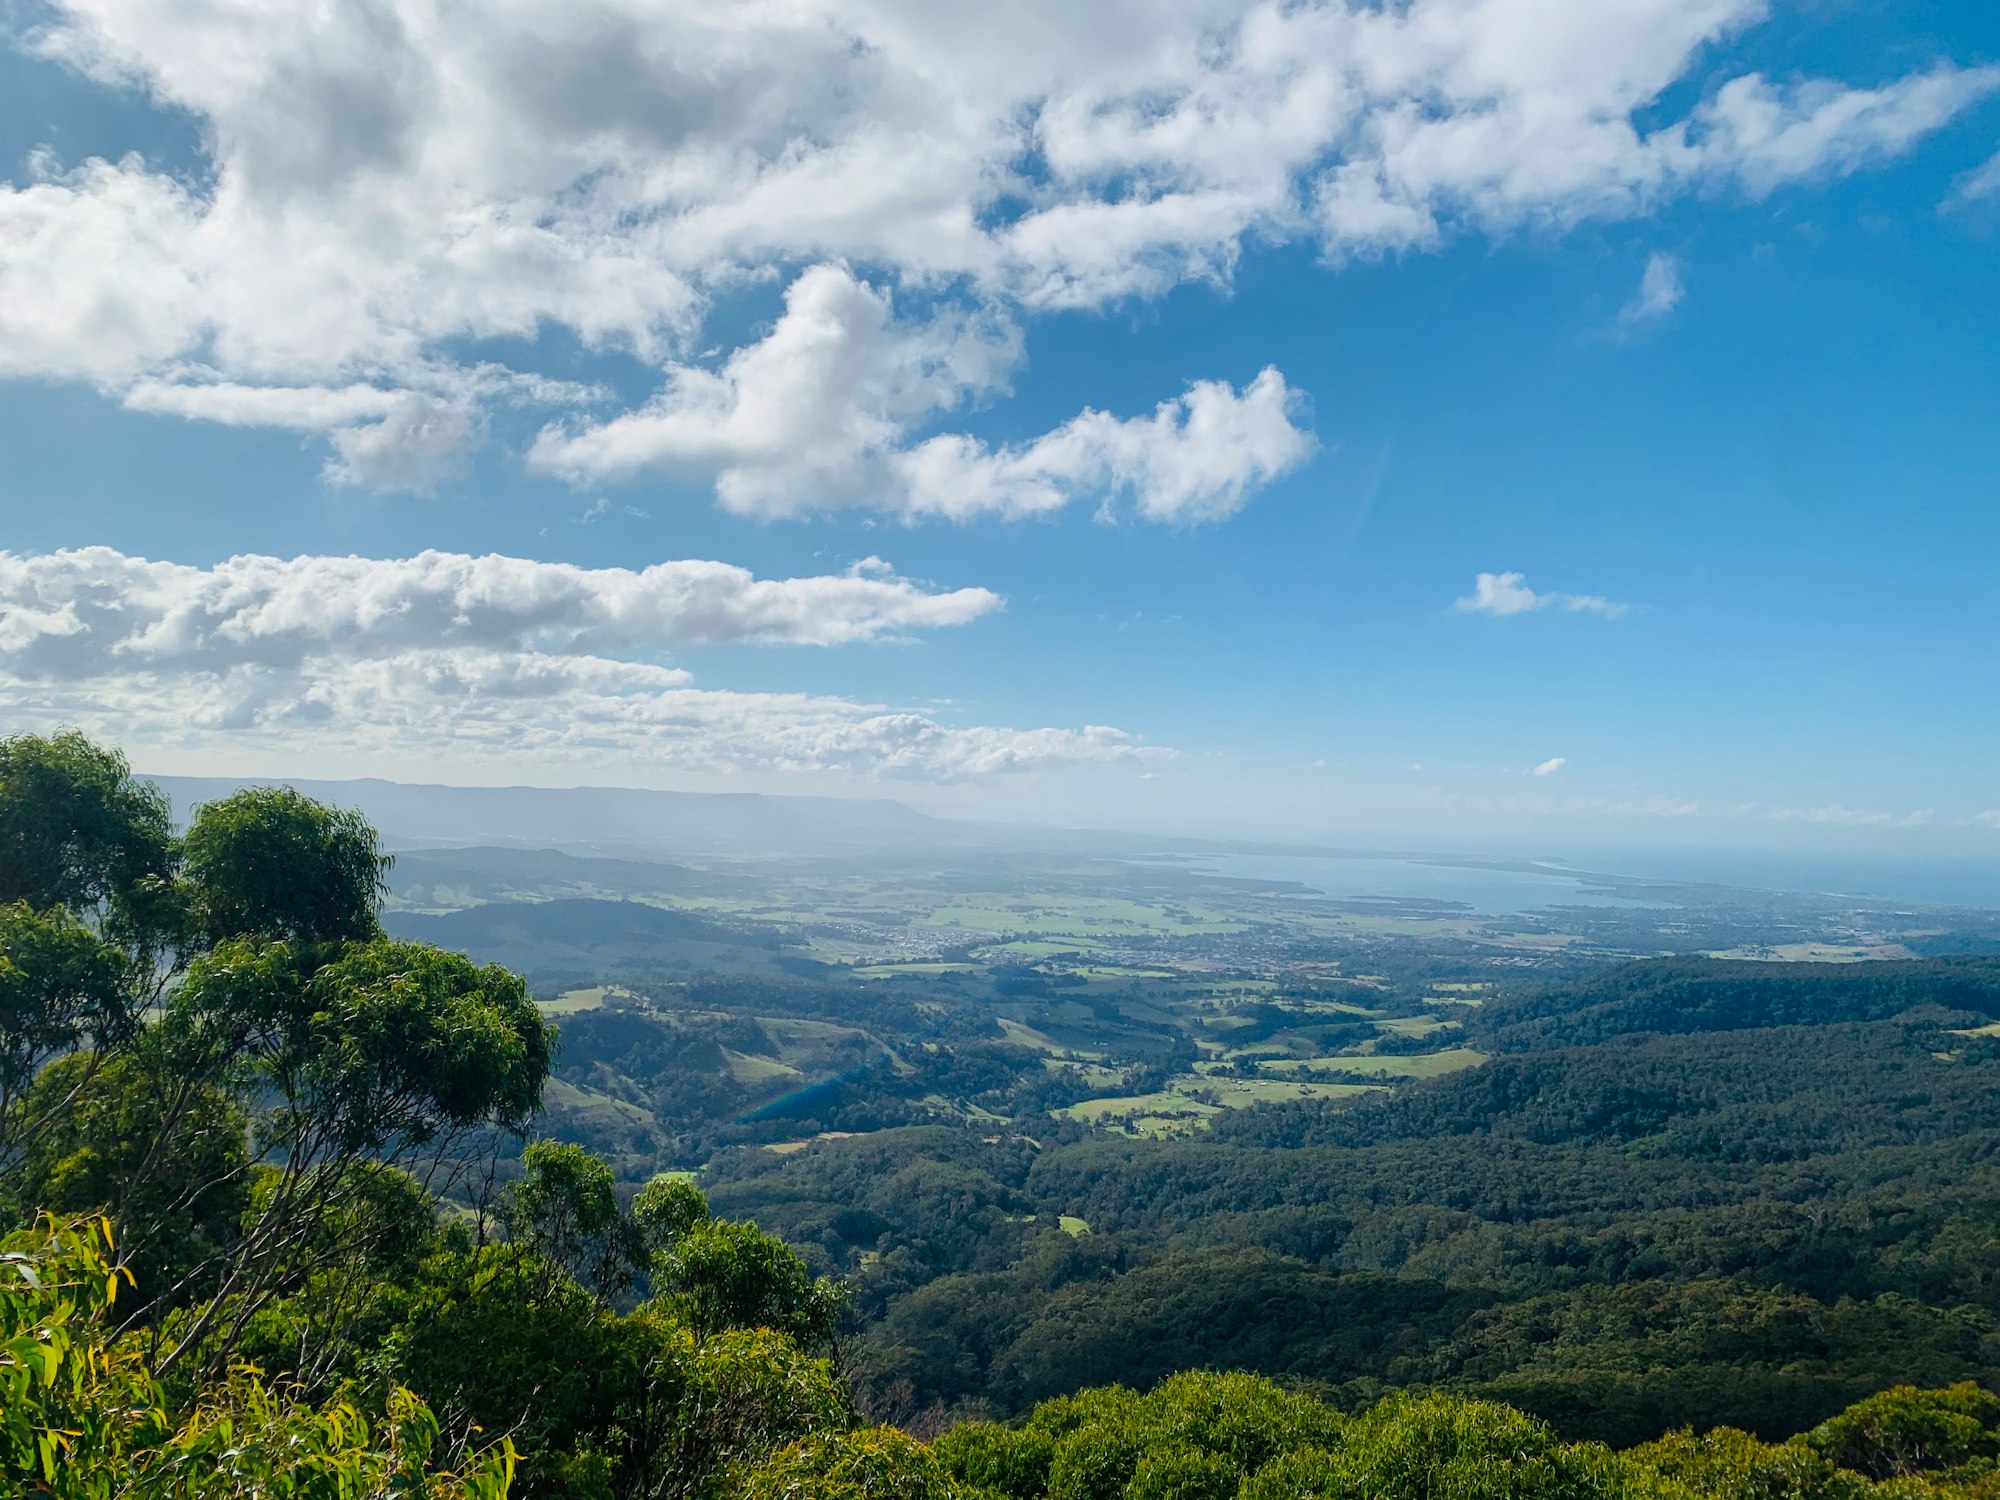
[533,268,1311,523]
[1692,65,2000,196]
[122,378,407,429]
[1531,756,1567,777]
[1621,252,1684,323]
[1978,809,2000,829]
[1769,804,1935,828]
[0,155,206,384]
[0,547,1164,780]
[528,263,1024,512]
[1455,571,1631,618]
[4,648,1168,781]
[891,367,1315,524]
[1947,149,2000,207]
[321,395,475,492]
[2,0,1989,493]
[0,547,1004,672]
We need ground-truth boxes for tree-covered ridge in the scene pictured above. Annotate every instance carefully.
[1468,956,2000,1049]
[13,728,2000,1497]
[693,961,2000,1436]
[15,1217,2000,1500]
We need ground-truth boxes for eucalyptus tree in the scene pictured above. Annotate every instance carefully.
[0,733,179,1171]
[0,730,557,1379]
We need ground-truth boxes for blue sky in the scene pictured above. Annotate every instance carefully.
[2,0,1997,858]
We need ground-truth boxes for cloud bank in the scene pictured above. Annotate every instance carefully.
[0,548,1163,780]
[2,0,1992,498]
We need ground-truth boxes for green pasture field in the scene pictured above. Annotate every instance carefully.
[542,1076,660,1134]
[1705,943,1914,963]
[997,1017,1129,1061]
[539,986,624,1014]
[1054,1075,1384,1130]
[1262,1048,1487,1079]
[1041,1059,1129,1088]
[722,1049,804,1085]
[983,937,1111,957]
[1375,1015,1454,1037]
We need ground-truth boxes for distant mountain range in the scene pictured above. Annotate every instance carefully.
[145,773,1075,859]
[382,897,801,987]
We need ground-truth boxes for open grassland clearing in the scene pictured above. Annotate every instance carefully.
[540,985,632,1014]
[1054,1091,1219,1131]
[762,1130,871,1156]
[542,1076,661,1138]
[757,1016,893,1064]
[995,1017,1090,1055]
[1260,1047,1487,1079]
[1041,1058,1129,1088]
[1055,1074,1384,1131]
[722,1049,804,1085]
[981,937,1113,958]
[1375,1014,1456,1037]
[1705,942,1917,962]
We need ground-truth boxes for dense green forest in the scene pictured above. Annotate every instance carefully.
[11,729,2000,1497]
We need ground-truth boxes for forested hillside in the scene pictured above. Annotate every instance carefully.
[10,730,2000,1498]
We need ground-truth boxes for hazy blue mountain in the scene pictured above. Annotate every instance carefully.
[149,774,958,857]
[381,897,797,986]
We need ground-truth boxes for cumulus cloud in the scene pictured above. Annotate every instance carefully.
[533,266,1310,522]
[4,648,1167,781]
[0,547,1004,674]
[1531,757,1567,777]
[1621,252,1684,324]
[1978,809,2000,829]
[0,547,1164,779]
[1,0,1990,492]
[1455,572,1631,618]
[890,367,1314,525]
[529,264,1022,512]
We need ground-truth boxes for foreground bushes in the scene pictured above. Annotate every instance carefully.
[18,1210,2000,1498]
[1,1217,514,1498]
[925,1369,2000,1500]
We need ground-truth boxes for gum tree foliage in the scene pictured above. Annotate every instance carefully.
[1802,1382,2000,1481]
[179,784,389,948]
[145,936,553,1374]
[510,1139,644,1303]
[0,904,135,1158]
[268,1172,857,1497]
[0,1215,515,1499]
[0,731,178,936]
[928,1370,2000,1500]
[0,731,557,1380]
[0,734,179,1162]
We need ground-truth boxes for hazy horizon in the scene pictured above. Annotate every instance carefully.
[138,765,2000,911]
